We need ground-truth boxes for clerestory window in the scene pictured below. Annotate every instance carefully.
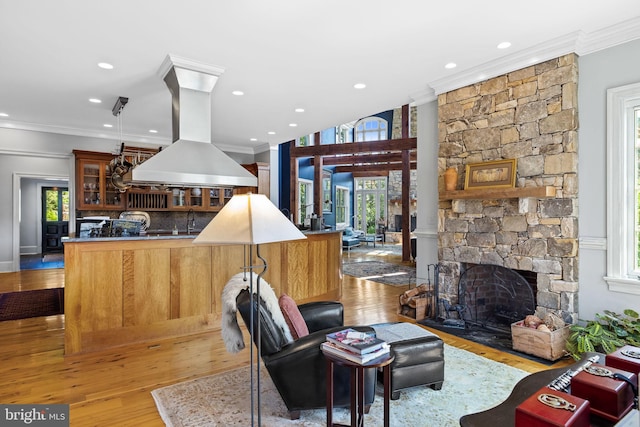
[355,117,387,142]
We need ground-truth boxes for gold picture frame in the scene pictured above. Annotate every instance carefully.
[464,159,517,190]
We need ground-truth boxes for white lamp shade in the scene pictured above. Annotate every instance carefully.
[193,193,306,245]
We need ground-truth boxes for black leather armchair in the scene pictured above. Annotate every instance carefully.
[236,289,376,420]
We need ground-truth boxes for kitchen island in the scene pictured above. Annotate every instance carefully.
[63,229,342,355]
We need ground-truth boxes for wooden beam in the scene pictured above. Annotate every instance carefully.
[312,151,417,166]
[290,137,416,157]
[334,162,417,174]
[401,104,411,262]
[350,171,390,178]
[289,146,298,223]
[313,133,322,216]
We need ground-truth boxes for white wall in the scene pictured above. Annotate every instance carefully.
[578,38,640,318]
[0,127,77,271]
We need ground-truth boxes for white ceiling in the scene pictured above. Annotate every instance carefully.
[1,1,639,155]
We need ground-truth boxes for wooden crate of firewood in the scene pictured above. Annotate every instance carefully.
[398,284,433,321]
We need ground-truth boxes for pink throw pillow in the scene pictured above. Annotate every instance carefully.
[278,294,309,340]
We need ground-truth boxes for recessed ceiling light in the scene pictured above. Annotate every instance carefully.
[232,90,244,96]
[445,63,457,69]
[497,42,511,49]
[89,98,102,104]
[0,113,8,117]
[250,138,257,142]
[98,62,114,70]
[268,131,276,135]
[295,108,305,113]
[149,129,158,133]
[103,124,113,128]
[289,123,297,127]
[353,83,366,89]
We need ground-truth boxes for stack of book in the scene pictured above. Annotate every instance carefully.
[321,328,390,364]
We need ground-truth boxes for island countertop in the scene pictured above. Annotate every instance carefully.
[63,227,340,242]
[63,229,342,355]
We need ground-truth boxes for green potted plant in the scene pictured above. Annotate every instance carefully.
[565,309,640,360]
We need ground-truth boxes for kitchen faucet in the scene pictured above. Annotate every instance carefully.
[186,209,196,234]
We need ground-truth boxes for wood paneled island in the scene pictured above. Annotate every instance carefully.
[63,230,342,355]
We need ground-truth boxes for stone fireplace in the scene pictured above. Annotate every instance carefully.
[437,53,579,324]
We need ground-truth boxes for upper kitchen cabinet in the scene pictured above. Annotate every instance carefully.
[169,188,205,210]
[235,162,270,197]
[74,150,125,211]
[74,151,270,212]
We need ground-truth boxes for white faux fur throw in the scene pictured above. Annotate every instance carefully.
[221,272,294,353]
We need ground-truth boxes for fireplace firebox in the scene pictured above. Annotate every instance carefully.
[438,263,536,334]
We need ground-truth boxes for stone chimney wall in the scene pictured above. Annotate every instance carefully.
[437,54,579,323]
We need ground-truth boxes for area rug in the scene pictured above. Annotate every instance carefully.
[343,260,415,286]
[151,344,528,426]
[346,244,403,256]
[0,288,64,321]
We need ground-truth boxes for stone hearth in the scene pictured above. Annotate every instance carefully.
[437,54,579,324]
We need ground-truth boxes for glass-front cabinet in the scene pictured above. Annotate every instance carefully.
[169,188,205,210]
[75,151,125,210]
[169,187,234,211]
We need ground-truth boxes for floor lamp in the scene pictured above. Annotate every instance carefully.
[193,193,306,426]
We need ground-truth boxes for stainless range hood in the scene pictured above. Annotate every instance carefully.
[125,55,257,188]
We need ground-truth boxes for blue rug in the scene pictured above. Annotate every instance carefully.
[20,254,64,270]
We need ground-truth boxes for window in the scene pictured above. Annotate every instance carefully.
[297,134,313,147]
[605,82,640,294]
[298,179,313,223]
[322,170,332,212]
[335,186,350,229]
[336,123,354,144]
[355,117,387,142]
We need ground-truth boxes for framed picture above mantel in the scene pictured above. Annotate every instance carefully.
[464,159,517,190]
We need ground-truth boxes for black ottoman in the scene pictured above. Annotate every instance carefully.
[372,322,444,400]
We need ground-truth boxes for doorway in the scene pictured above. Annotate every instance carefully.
[42,186,69,254]
[354,177,387,234]
[14,174,70,272]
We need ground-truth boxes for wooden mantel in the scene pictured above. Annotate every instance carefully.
[439,186,556,201]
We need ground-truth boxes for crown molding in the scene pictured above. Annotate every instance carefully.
[576,16,640,55]
[429,31,581,95]
[0,148,71,159]
[409,87,437,106]
[429,16,640,95]
[0,121,169,147]
[157,54,225,79]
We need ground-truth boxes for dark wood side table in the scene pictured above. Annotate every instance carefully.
[323,351,395,427]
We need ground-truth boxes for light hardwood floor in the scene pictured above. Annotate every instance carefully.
[0,251,572,426]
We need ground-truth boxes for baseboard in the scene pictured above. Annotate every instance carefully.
[0,260,15,273]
